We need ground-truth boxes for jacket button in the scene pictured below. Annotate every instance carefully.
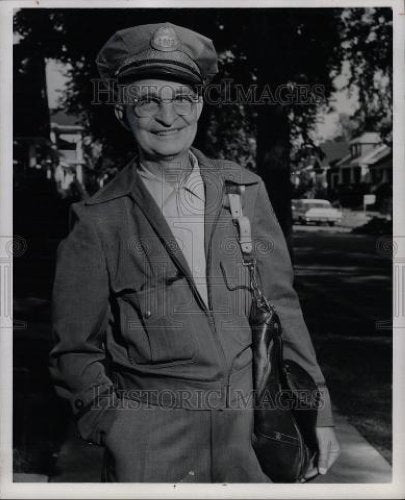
[74,398,84,409]
[144,310,152,319]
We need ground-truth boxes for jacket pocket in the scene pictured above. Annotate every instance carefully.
[119,277,197,367]
[220,259,251,293]
[219,259,253,348]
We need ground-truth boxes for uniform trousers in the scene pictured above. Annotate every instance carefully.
[101,399,271,483]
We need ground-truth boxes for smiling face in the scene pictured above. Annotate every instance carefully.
[125,79,203,161]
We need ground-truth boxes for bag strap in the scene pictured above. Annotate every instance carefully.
[225,183,265,303]
[226,184,253,257]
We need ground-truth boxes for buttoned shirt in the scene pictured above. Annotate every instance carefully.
[137,152,208,305]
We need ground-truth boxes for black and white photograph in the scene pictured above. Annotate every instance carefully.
[1,0,404,498]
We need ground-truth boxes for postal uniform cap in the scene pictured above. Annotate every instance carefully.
[96,22,218,86]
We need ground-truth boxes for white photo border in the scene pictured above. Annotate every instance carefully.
[1,0,404,498]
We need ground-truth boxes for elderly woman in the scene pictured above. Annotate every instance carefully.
[50,22,339,482]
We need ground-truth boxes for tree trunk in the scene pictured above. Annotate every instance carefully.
[256,104,294,255]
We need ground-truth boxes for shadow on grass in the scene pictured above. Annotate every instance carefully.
[293,231,392,463]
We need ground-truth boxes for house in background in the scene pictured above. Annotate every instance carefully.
[291,131,392,212]
[329,132,392,210]
[365,144,392,185]
[331,132,382,187]
[291,137,350,200]
[13,40,88,199]
[320,138,350,191]
[13,42,51,182]
[50,111,86,196]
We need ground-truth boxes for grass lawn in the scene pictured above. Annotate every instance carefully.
[313,334,392,463]
[293,231,392,464]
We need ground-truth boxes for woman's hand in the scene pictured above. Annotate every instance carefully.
[303,426,341,481]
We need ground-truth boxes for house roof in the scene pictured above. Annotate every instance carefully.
[50,110,84,129]
[359,144,391,165]
[349,132,381,145]
[336,143,391,168]
[319,139,350,167]
[335,153,351,168]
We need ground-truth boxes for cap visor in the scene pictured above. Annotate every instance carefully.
[118,64,202,86]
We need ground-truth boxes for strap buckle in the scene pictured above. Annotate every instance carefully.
[227,190,252,256]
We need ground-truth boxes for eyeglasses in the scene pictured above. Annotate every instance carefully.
[131,94,199,118]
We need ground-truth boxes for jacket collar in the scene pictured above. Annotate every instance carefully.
[84,148,259,311]
[85,156,138,205]
[85,147,259,206]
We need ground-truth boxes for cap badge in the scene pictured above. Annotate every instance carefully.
[151,26,179,52]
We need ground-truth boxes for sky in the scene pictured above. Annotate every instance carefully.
[312,61,359,143]
[45,59,72,109]
[45,59,359,144]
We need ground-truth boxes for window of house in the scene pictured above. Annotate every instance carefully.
[370,168,383,184]
[351,144,362,158]
[353,167,361,183]
[350,145,356,158]
[342,168,351,185]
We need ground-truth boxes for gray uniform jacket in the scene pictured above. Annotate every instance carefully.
[50,147,333,482]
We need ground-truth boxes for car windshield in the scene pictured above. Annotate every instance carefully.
[304,201,331,209]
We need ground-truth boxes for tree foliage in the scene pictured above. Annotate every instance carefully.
[13,7,393,233]
[13,9,343,161]
[333,8,393,141]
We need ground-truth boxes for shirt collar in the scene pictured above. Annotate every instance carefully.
[84,147,260,206]
[137,151,205,202]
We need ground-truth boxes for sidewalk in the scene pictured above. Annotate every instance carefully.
[313,412,391,483]
[47,410,391,483]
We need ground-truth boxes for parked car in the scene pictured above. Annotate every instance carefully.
[292,199,343,226]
